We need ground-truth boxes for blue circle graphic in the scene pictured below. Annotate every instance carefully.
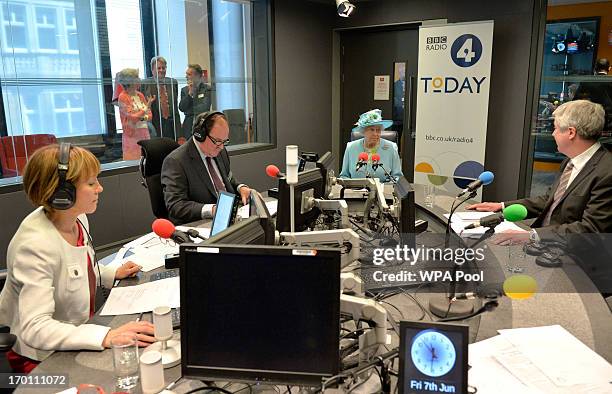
[451,34,483,68]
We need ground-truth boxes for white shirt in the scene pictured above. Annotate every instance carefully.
[566,142,601,187]
[192,138,246,218]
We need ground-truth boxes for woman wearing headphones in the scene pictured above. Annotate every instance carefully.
[0,144,155,373]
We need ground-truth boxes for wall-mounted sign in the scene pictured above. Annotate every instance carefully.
[374,75,390,100]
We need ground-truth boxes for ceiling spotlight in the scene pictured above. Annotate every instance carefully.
[335,0,356,18]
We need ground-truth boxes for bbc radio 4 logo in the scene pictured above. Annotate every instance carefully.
[451,34,483,67]
[420,33,487,94]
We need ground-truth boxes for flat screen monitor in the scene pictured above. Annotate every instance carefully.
[210,191,237,237]
[276,168,324,232]
[395,177,416,249]
[202,216,266,245]
[249,190,275,245]
[179,245,341,385]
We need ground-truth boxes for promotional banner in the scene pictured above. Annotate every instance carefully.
[414,21,494,199]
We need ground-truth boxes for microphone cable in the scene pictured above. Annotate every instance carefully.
[76,217,102,288]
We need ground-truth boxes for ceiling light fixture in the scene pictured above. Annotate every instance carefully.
[335,0,356,18]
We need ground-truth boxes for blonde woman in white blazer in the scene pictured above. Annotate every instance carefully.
[0,144,155,373]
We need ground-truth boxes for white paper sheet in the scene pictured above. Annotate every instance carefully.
[450,220,524,237]
[498,325,612,388]
[236,200,278,219]
[100,277,180,315]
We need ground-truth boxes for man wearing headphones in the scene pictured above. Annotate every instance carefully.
[161,111,251,225]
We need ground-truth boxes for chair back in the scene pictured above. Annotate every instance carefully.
[137,138,180,218]
[224,109,248,145]
[0,134,57,177]
[350,129,398,143]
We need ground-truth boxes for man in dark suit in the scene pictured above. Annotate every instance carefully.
[161,111,251,225]
[142,56,181,140]
[467,99,612,245]
[179,64,212,141]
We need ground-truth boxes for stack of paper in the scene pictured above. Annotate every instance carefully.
[100,277,180,315]
[443,211,524,236]
[469,325,612,393]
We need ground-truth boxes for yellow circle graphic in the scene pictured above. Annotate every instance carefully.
[433,77,443,89]
[503,275,537,300]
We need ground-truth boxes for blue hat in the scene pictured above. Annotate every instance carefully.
[352,109,393,132]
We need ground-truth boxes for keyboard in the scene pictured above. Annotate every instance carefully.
[149,269,179,282]
[148,269,181,328]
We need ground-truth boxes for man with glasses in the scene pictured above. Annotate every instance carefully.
[161,112,251,225]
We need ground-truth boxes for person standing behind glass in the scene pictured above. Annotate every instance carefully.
[142,56,181,140]
[339,109,403,182]
[118,68,154,161]
[179,64,212,142]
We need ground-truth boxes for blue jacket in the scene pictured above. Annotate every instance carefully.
[339,138,403,182]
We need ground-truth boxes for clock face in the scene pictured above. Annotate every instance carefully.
[410,329,456,377]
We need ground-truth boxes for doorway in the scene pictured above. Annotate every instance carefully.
[339,26,419,179]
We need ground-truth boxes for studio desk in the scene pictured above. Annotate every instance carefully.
[16,184,612,393]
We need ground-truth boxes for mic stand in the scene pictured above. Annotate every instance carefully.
[375,163,398,185]
[429,225,496,318]
[445,191,476,248]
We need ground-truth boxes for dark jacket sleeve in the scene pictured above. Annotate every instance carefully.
[161,155,204,224]
[535,172,612,243]
[179,86,193,114]
[504,187,552,219]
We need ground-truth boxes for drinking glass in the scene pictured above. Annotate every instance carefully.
[111,333,140,390]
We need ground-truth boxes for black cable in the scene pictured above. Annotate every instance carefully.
[438,300,499,322]
[183,387,235,394]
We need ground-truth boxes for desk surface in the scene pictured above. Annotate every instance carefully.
[16,184,612,393]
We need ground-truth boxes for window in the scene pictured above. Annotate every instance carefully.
[0,0,274,185]
[35,6,58,51]
[1,3,27,51]
[64,9,77,51]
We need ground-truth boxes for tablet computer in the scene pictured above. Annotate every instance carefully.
[210,191,238,237]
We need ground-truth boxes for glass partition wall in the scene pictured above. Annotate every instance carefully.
[0,0,273,184]
[527,2,611,197]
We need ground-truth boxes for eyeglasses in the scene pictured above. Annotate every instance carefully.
[207,135,230,146]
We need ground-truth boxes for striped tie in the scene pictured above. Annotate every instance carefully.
[542,162,574,226]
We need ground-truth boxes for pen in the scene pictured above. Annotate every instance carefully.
[136,312,144,322]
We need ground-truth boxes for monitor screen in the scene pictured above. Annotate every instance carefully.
[180,245,341,385]
[276,168,324,232]
[203,216,266,245]
[210,191,237,237]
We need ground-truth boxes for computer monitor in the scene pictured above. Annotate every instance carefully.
[249,190,275,245]
[276,167,325,232]
[394,177,416,248]
[202,216,266,245]
[210,191,238,237]
[179,245,341,385]
[316,151,334,198]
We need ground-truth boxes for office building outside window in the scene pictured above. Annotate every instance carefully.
[0,0,274,185]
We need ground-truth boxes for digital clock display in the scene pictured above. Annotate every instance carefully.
[399,321,468,394]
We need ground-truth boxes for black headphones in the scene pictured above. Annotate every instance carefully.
[49,142,77,210]
[192,111,225,142]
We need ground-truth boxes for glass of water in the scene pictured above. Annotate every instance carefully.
[111,333,140,390]
[506,242,527,273]
[423,184,436,208]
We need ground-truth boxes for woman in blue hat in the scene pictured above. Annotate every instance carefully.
[339,109,403,182]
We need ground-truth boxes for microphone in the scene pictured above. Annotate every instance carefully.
[463,204,528,230]
[185,229,206,241]
[452,284,505,301]
[265,164,285,178]
[355,152,369,172]
[371,153,381,171]
[457,171,494,197]
[152,218,191,244]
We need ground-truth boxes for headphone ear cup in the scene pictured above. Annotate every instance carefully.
[49,182,76,210]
